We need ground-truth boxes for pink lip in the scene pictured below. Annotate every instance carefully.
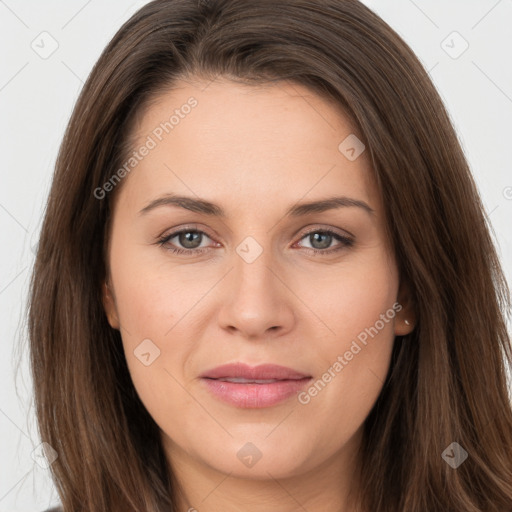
[200,363,309,380]
[200,363,312,408]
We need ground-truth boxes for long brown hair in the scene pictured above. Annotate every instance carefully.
[27,0,512,510]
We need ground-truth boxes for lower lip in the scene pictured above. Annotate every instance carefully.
[201,378,312,408]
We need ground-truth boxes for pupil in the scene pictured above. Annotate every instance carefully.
[311,232,331,249]
[180,231,201,248]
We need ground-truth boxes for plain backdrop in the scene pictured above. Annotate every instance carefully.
[1,1,511,510]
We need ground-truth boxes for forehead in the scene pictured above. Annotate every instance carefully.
[134,77,360,153]
[118,77,380,217]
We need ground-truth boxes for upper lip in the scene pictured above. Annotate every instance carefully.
[200,363,310,380]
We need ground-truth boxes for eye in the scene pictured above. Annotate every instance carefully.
[294,228,354,255]
[156,226,354,256]
[157,226,216,255]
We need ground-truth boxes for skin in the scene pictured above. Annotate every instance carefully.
[102,77,415,512]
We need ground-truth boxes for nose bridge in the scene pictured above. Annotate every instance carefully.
[232,233,278,295]
[216,233,294,337]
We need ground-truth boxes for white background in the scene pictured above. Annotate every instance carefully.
[1,1,511,510]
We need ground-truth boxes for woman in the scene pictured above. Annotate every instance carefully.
[30,0,512,510]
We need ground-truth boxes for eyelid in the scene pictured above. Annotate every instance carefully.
[294,224,354,243]
[158,223,216,241]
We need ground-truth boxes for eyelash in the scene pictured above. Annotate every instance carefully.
[156,226,354,256]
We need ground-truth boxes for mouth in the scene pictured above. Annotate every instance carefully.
[213,377,290,384]
[200,363,312,408]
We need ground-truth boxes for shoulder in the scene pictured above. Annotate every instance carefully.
[43,507,62,512]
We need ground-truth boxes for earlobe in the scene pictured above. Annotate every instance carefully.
[102,281,120,330]
[394,280,416,336]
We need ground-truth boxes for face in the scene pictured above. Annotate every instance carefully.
[102,77,414,486]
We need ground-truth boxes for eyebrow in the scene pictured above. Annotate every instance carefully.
[138,193,375,218]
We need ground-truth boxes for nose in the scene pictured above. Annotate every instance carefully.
[216,244,295,340]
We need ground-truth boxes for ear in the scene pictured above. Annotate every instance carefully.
[394,279,416,336]
[102,280,120,330]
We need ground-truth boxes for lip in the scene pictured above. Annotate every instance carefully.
[200,363,312,408]
[200,363,309,380]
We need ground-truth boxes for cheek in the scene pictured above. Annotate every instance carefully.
[115,274,180,336]
[293,244,398,344]
[294,315,396,461]
[112,265,198,427]
[293,247,398,421]
[107,236,183,390]
[109,229,192,337]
